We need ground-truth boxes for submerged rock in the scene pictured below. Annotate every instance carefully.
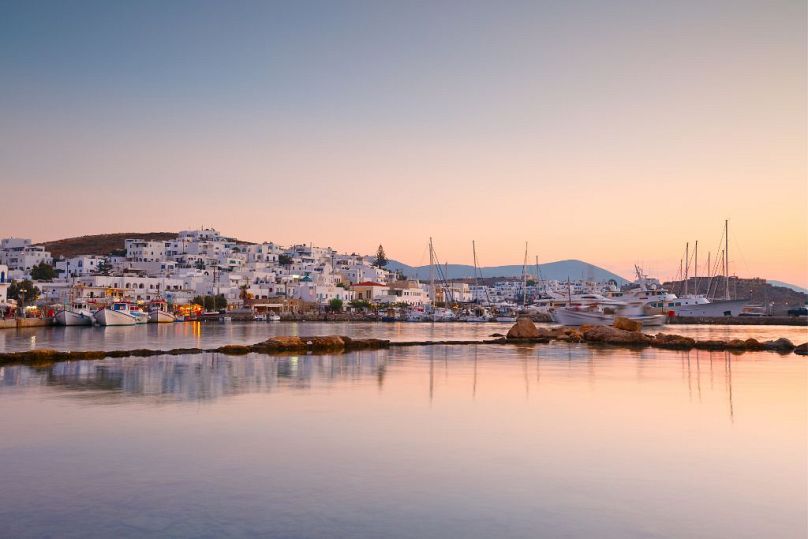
[581,325,651,345]
[652,333,696,349]
[762,338,795,352]
[613,317,642,332]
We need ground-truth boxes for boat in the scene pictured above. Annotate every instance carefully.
[94,302,139,326]
[148,300,177,323]
[130,307,149,324]
[254,314,267,322]
[553,307,665,327]
[268,313,281,321]
[54,306,93,326]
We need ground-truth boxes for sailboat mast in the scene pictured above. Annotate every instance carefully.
[724,219,730,300]
[694,240,699,296]
[429,237,436,309]
[522,242,528,308]
[472,241,479,295]
[684,242,689,296]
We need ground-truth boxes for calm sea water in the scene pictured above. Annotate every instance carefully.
[0,339,805,538]
[0,320,806,353]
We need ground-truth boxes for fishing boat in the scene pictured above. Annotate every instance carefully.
[94,302,139,326]
[54,305,94,326]
[148,300,176,323]
[553,301,665,327]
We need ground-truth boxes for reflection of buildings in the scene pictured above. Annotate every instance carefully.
[0,352,388,402]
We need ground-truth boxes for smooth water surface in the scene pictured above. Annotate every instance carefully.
[1,321,806,353]
[0,343,805,538]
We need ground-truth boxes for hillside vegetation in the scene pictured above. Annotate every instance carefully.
[36,233,178,258]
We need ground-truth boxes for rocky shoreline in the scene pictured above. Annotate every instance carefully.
[0,318,805,367]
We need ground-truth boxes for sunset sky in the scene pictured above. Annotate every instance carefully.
[1,1,806,285]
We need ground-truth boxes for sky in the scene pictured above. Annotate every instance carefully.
[1,0,806,285]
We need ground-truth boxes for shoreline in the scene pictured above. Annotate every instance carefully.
[1,315,806,331]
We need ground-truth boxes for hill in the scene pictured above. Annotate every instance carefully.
[386,259,628,284]
[37,233,178,258]
[38,232,257,258]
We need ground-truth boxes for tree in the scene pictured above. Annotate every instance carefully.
[94,259,112,276]
[349,299,371,311]
[239,284,251,304]
[278,254,293,266]
[373,245,388,267]
[31,262,56,281]
[7,280,40,304]
[191,295,205,307]
[328,298,343,312]
[214,294,227,310]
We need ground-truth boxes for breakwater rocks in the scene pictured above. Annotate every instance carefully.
[0,324,805,367]
[504,317,806,354]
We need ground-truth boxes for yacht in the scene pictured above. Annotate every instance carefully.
[94,302,139,326]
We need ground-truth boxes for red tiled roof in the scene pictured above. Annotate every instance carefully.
[352,281,386,287]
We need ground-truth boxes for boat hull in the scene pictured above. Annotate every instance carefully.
[94,308,138,326]
[149,310,177,323]
[54,310,93,326]
[671,299,749,317]
[553,309,666,327]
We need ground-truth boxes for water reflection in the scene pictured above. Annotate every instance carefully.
[1,351,388,403]
[0,344,784,425]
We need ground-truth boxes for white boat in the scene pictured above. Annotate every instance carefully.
[553,307,665,327]
[148,301,176,323]
[94,303,139,326]
[54,308,93,326]
[130,308,149,324]
[268,313,281,321]
[495,316,517,323]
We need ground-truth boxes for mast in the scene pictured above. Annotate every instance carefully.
[724,219,730,300]
[472,241,479,300]
[522,242,528,308]
[429,237,435,309]
[684,242,689,296]
[694,240,698,296]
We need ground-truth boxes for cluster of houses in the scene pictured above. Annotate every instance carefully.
[0,229,439,313]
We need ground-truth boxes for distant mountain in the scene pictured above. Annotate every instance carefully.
[386,259,628,284]
[767,280,808,295]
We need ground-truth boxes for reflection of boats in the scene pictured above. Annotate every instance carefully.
[94,303,139,326]
[148,301,176,323]
[54,307,93,326]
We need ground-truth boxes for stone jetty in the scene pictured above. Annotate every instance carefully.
[0,319,805,367]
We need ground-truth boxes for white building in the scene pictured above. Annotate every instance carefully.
[0,264,9,304]
[0,237,52,273]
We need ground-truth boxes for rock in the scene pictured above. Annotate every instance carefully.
[216,345,251,355]
[506,317,540,339]
[795,343,807,356]
[489,333,505,337]
[694,340,729,350]
[613,317,642,332]
[743,338,764,350]
[762,338,795,352]
[725,339,748,349]
[581,325,651,345]
[652,333,696,349]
